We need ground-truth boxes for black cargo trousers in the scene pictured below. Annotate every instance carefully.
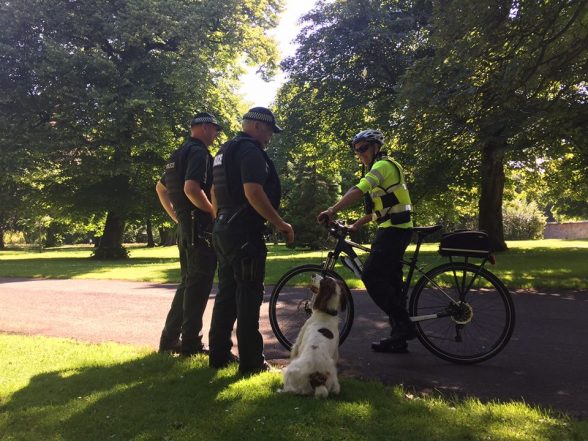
[208,214,267,372]
[160,210,217,353]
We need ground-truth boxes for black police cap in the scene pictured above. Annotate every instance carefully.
[191,112,221,130]
[243,107,282,133]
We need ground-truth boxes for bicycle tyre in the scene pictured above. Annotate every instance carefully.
[409,262,515,364]
[269,264,355,351]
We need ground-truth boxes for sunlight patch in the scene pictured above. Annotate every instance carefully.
[58,369,81,379]
[216,373,281,401]
[210,365,239,382]
[334,401,373,420]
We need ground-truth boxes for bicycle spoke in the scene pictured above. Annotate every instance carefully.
[418,275,460,305]
[410,262,514,363]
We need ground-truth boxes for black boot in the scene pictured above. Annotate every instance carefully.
[158,337,182,354]
[371,315,417,353]
[371,337,409,353]
[389,319,417,342]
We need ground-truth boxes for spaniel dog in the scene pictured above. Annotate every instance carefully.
[280,274,347,398]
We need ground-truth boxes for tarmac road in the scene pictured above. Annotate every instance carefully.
[0,277,586,417]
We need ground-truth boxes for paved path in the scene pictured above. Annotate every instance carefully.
[1,277,587,417]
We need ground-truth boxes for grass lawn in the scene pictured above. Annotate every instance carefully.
[1,334,586,441]
[1,239,587,290]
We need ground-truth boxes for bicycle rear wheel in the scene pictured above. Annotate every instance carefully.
[409,262,515,364]
[268,264,355,351]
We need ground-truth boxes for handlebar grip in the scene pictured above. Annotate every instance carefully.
[318,213,330,226]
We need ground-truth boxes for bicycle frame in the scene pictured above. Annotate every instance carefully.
[270,221,514,363]
[320,222,493,323]
[321,222,429,296]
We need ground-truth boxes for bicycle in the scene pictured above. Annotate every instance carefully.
[268,221,515,364]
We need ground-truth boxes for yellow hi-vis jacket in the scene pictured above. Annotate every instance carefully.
[355,154,413,229]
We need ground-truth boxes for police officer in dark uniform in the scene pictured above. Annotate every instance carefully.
[155,112,221,356]
[208,107,294,374]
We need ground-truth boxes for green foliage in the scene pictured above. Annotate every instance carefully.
[502,199,546,240]
[0,0,284,250]
[276,0,588,252]
[281,167,339,249]
[502,150,588,223]
[542,152,588,220]
[272,0,434,239]
[397,0,588,249]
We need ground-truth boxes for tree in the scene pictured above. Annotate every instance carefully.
[0,0,283,257]
[272,1,432,239]
[280,164,340,249]
[276,0,587,251]
[398,0,588,250]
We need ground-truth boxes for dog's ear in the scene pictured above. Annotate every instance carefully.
[337,280,347,311]
[319,276,332,291]
[314,277,334,312]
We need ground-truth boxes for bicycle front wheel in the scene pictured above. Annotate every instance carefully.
[268,264,355,351]
[409,262,515,364]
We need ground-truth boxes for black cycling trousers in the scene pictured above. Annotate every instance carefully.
[361,227,413,323]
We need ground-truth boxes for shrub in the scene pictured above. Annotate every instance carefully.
[503,199,546,240]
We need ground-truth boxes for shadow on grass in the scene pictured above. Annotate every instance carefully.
[491,248,588,289]
[0,257,181,281]
[1,351,577,441]
[1,244,587,289]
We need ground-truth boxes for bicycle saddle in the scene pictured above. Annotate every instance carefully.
[413,225,443,236]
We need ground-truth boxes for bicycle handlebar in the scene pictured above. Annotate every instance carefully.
[322,219,350,239]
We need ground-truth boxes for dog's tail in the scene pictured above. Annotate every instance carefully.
[309,372,329,399]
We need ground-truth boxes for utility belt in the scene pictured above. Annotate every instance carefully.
[188,209,213,247]
[216,203,250,225]
[216,204,271,237]
[375,210,412,226]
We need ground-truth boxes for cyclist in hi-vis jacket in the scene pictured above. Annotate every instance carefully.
[317,129,416,353]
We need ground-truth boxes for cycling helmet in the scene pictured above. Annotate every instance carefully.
[351,129,384,147]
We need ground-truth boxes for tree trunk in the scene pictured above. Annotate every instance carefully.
[158,226,176,246]
[92,139,132,259]
[146,218,155,247]
[478,139,508,252]
[0,225,4,249]
[92,211,128,259]
[100,211,125,247]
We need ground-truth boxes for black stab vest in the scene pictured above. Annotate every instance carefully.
[164,138,212,217]
[213,134,281,227]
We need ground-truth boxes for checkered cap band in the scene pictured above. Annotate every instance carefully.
[243,111,275,124]
[191,116,218,125]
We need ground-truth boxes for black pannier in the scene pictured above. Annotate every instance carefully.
[439,230,490,258]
